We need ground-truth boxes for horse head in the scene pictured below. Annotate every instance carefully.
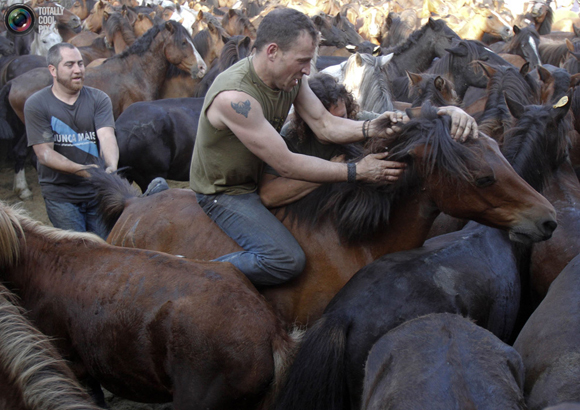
[162,21,207,78]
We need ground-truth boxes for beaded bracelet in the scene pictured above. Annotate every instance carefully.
[347,162,356,183]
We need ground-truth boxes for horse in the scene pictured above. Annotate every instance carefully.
[191,10,223,37]
[0,285,101,409]
[311,12,346,49]
[492,25,542,68]
[220,8,257,40]
[39,1,82,42]
[361,314,526,410]
[273,101,565,410]
[192,22,229,67]
[0,21,206,200]
[101,9,137,54]
[455,7,513,43]
[380,10,415,49]
[0,199,302,409]
[514,253,580,410]
[114,96,203,191]
[68,0,98,20]
[89,105,557,328]
[406,71,459,107]
[82,0,117,33]
[384,18,460,81]
[358,5,387,45]
[517,0,554,35]
[193,34,251,98]
[30,23,63,56]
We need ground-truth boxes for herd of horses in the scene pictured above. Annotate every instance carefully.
[1,0,580,408]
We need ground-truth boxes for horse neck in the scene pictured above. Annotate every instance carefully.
[111,29,131,54]
[390,34,438,76]
[362,190,440,259]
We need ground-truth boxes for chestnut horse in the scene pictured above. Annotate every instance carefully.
[0,20,207,201]
[90,108,557,327]
[0,285,100,409]
[0,200,302,409]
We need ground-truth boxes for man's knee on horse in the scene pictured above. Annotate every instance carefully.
[259,245,306,285]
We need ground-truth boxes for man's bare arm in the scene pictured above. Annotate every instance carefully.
[33,143,97,178]
[96,126,119,173]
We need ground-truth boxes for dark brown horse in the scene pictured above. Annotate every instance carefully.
[273,102,564,410]
[362,314,526,410]
[0,199,302,409]
[90,107,557,328]
[0,285,100,409]
[514,253,580,410]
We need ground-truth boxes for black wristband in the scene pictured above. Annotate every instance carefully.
[347,162,356,183]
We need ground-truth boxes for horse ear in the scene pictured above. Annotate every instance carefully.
[197,10,204,20]
[378,53,392,66]
[519,62,530,76]
[334,12,342,23]
[406,70,422,86]
[504,92,525,119]
[477,61,496,78]
[313,15,324,25]
[513,25,520,34]
[570,73,580,89]
[434,76,445,91]
[566,38,575,53]
[428,17,437,29]
[241,36,251,48]
[355,52,363,67]
[574,24,580,38]
[165,21,175,33]
[537,65,552,83]
[207,21,216,33]
[228,8,237,17]
[445,42,467,57]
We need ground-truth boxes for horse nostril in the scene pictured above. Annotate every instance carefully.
[541,219,557,236]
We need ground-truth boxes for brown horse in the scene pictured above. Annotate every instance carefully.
[455,7,513,42]
[68,0,98,20]
[90,111,557,327]
[0,200,302,409]
[0,285,101,409]
[220,8,257,40]
[82,0,117,33]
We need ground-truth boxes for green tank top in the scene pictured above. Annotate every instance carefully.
[190,57,301,195]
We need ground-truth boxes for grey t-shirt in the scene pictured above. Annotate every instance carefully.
[25,86,115,202]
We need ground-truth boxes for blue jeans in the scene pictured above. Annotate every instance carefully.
[196,192,306,287]
[44,198,109,240]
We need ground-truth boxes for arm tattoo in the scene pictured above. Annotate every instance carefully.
[231,100,251,118]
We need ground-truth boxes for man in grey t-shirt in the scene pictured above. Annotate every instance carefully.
[24,43,118,239]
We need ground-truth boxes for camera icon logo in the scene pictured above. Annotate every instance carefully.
[4,4,37,36]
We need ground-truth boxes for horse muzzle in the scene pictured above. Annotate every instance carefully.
[508,217,557,244]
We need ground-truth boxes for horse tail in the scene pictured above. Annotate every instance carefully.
[0,286,101,410]
[87,168,140,232]
[0,81,14,140]
[273,315,349,410]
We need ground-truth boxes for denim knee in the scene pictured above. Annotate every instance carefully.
[265,245,307,283]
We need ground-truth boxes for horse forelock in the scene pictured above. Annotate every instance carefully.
[104,12,136,45]
[502,105,571,191]
[0,287,100,410]
[218,35,251,71]
[0,201,104,271]
[343,53,393,112]
[281,112,479,244]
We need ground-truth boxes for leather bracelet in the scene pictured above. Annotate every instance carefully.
[347,162,356,183]
[362,119,371,140]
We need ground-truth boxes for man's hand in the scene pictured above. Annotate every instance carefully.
[76,164,99,178]
[370,110,410,137]
[355,151,406,184]
[437,106,478,142]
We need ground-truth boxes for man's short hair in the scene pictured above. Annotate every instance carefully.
[47,43,77,68]
[253,8,318,53]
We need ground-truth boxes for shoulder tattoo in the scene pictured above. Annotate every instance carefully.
[231,100,251,118]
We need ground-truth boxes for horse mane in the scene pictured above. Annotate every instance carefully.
[502,103,571,192]
[479,65,538,134]
[382,12,414,48]
[218,35,251,71]
[387,18,453,57]
[103,11,137,46]
[281,104,482,244]
[343,53,394,113]
[113,20,188,59]
[564,52,580,75]
[428,40,487,77]
[0,286,101,410]
[0,201,104,270]
[193,29,212,60]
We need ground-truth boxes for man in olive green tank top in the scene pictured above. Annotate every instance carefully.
[190,8,478,287]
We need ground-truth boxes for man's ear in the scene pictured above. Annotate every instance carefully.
[265,43,278,60]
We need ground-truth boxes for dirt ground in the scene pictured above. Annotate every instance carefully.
[0,149,178,409]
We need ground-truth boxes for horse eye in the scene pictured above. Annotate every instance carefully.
[475,176,496,187]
